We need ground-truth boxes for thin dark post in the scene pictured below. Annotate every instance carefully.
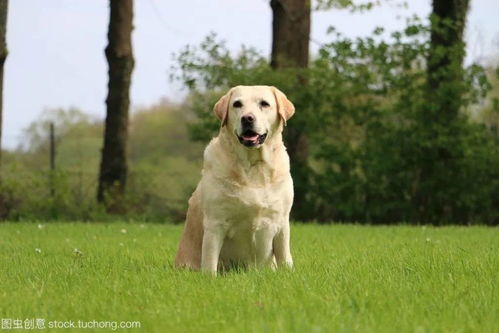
[49,122,55,197]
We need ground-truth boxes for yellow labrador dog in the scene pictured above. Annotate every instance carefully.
[175,85,295,274]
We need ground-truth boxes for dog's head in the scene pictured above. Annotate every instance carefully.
[213,85,295,148]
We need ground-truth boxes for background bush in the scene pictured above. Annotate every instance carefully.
[0,101,203,222]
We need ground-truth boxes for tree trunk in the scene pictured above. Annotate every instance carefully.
[97,0,134,211]
[270,0,310,69]
[0,0,8,167]
[414,0,470,222]
[270,0,311,220]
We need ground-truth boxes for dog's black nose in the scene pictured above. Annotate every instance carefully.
[241,114,255,126]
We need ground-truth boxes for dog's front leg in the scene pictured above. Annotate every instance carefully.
[255,228,277,268]
[201,225,225,275]
[273,222,293,268]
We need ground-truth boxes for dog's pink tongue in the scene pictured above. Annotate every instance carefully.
[243,134,258,142]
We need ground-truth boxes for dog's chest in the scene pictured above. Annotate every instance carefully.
[216,170,288,228]
[229,185,280,225]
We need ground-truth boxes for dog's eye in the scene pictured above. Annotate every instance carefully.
[260,100,270,108]
[233,101,243,108]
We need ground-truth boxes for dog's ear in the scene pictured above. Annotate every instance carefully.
[213,89,233,127]
[271,87,295,126]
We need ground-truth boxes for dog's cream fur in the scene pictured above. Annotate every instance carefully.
[175,85,295,274]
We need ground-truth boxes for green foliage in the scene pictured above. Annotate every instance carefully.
[172,18,499,225]
[476,63,499,138]
[0,102,203,222]
[315,0,381,12]
[1,223,497,331]
[314,0,410,13]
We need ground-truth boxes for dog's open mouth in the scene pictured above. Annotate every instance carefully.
[237,130,267,147]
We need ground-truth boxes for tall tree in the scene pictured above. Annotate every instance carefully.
[0,0,7,166]
[270,0,311,220]
[427,0,470,121]
[97,0,135,210]
[414,0,471,222]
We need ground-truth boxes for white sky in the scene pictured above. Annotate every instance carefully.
[4,0,498,149]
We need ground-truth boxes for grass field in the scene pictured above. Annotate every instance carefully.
[0,223,497,332]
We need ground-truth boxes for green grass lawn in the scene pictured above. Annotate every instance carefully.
[0,223,497,332]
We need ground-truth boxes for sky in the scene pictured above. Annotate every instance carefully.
[4,0,498,149]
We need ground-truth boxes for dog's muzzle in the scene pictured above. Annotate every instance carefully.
[237,129,267,147]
